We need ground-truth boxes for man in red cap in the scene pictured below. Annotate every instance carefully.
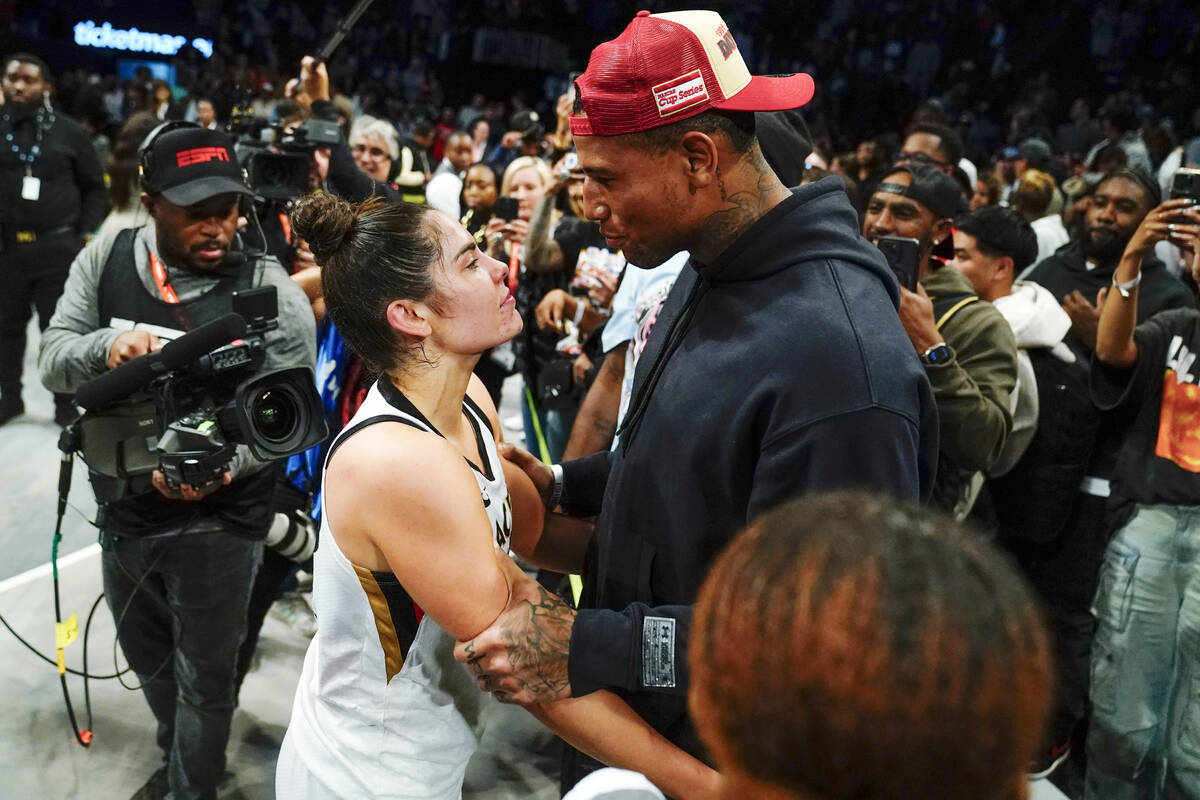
[457,10,937,785]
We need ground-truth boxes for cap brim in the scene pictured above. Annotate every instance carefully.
[160,177,253,207]
[715,73,815,113]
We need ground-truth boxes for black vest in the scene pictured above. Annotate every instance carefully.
[95,228,275,538]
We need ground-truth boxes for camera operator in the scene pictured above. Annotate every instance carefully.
[37,124,315,800]
[286,56,401,204]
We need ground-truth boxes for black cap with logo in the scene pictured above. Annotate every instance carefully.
[141,126,253,206]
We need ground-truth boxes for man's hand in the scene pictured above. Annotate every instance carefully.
[498,442,554,507]
[897,284,943,354]
[501,130,523,149]
[1064,289,1105,350]
[107,330,161,369]
[454,562,576,705]
[300,55,331,104]
[151,470,231,501]
[573,353,593,383]
[587,268,620,307]
[535,289,575,330]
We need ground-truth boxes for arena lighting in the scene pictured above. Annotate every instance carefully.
[73,20,213,59]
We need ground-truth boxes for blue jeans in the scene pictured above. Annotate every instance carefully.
[102,523,262,800]
[521,381,576,464]
[1086,504,1200,800]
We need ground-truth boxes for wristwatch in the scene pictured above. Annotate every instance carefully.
[1112,271,1143,298]
[920,342,952,365]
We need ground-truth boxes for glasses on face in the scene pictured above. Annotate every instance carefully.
[899,151,950,168]
[352,143,390,160]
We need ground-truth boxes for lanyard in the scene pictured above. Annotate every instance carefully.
[278,211,292,245]
[3,107,54,173]
[147,250,181,304]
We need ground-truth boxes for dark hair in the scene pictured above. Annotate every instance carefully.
[904,122,964,166]
[1100,103,1138,134]
[954,206,1039,273]
[626,110,758,156]
[108,111,163,209]
[291,194,444,372]
[1091,143,1128,172]
[446,129,472,143]
[4,53,52,83]
[412,118,436,138]
[691,492,1052,800]
[460,161,504,232]
[1096,167,1162,208]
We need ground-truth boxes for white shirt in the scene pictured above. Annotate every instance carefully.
[1030,214,1070,265]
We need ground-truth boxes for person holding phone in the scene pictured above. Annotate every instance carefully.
[863,162,1018,519]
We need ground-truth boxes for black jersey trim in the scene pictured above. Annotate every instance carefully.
[375,377,495,481]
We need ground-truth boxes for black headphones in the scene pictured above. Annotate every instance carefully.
[137,120,202,192]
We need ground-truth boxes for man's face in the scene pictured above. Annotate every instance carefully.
[899,132,953,174]
[196,100,216,128]
[352,133,392,181]
[863,172,939,266]
[2,60,46,109]
[145,193,240,272]
[950,230,1008,301]
[445,134,473,173]
[574,133,693,268]
[1082,177,1149,261]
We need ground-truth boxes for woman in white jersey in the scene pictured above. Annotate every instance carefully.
[275,193,717,799]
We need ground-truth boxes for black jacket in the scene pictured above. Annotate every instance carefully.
[562,178,938,757]
[0,105,107,242]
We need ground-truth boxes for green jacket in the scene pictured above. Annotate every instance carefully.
[922,265,1018,515]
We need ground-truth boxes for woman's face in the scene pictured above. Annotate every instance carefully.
[508,166,545,221]
[472,120,490,144]
[352,133,393,182]
[463,166,498,213]
[424,213,523,355]
[567,173,586,219]
[970,180,992,210]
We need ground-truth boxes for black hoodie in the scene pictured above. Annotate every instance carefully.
[561,177,938,762]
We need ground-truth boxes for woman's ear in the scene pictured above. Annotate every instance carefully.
[386,298,432,339]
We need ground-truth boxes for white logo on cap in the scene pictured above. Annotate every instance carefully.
[652,69,710,118]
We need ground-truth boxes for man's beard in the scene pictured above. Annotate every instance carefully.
[1081,226,1128,262]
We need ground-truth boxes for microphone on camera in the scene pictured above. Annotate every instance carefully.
[75,314,247,411]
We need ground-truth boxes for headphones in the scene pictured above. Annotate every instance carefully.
[137,120,202,191]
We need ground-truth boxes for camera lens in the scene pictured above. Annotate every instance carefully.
[252,388,299,443]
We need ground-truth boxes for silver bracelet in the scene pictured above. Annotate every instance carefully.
[1112,271,1143,298]
[571,299,587,328]
[547,463,564,509]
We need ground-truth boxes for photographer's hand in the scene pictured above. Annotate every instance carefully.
[151,470,231,502]
[299,55,331,105]
[107,330,162,369]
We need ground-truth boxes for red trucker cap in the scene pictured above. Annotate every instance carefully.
[570,10,815,137]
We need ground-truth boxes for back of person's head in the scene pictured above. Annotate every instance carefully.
[955,205,1039,275]
[349,115,400,161]
[903,121,964,166]
[1091,142,1128,173]
[501,155,552,194]
[690,492,1052,800]
[1010,169,1056,221]
[290,194,442,372]
[1100,103,1138,135]
[108,111,161,210]
[412,117,436,139]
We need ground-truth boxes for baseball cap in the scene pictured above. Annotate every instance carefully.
[570,10,815,137]
[877,163,969,220]
[1017,137,1053,163]
[141,126,252,206]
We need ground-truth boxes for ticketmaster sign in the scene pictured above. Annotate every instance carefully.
[74,20,214,59]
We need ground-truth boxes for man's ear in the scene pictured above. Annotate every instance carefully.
[386,298,432,339]
[995,255,1015,281]
[679,131,719,191]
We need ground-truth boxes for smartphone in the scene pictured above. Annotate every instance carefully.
[876,236,921,292]
[494,196,520,222]
[1170,168,1200,202]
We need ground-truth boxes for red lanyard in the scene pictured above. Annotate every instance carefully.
[148,250,180,304]
[278,211,292,245]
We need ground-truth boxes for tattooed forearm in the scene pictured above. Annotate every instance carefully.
[500,583,576,701]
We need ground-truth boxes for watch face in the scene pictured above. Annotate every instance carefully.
[923,344,950,364]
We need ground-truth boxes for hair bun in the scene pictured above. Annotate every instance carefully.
[290,193,357,263]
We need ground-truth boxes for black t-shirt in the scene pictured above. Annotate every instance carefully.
[1093,308,1200,505]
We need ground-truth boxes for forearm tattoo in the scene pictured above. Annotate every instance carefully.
[502,583,575,701]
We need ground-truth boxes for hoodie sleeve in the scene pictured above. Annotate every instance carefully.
[927,301,1018,472]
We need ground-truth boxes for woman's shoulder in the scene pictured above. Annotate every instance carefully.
[328,421,468,494]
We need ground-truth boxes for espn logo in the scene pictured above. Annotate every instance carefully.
[176,147,231,167]
[652,70,710,118]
